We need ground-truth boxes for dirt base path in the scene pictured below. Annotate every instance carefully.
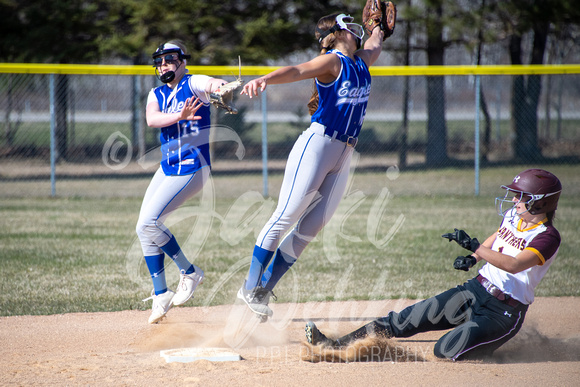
[2,298,579,386]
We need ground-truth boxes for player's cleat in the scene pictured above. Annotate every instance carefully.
[237,282,276,320]
[172,265,204,306]
[143,289,175,324]
[305,321,336,347]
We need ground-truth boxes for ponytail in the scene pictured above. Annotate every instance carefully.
[308,14,340,115]
[307,85,319,116]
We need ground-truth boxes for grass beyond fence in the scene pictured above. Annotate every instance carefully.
[4,119,580,151]
[0,165,578,317]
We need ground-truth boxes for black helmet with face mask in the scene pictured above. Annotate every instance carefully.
[152,42,191,83]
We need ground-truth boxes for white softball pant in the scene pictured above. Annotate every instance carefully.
[136,166,209,256]
[256,124,355,259]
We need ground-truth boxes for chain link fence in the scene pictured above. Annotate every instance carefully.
[1,66,579,198]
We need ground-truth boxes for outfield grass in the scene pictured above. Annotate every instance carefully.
[0,166,579,316]
[258,119,580,145]
[3,118,580,148]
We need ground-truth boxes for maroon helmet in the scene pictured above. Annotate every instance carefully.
[496,169,562,216]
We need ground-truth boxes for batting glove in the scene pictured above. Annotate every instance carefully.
[453,255,477,271]
[442,228,481,253]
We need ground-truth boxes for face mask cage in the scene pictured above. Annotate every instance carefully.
[495,189,535,217]
[152,53,181,83]
[152,54,181,68]
[151,44,191,66]
[152,44,192,83]
[317,14,365,44]
[337,15,364,41]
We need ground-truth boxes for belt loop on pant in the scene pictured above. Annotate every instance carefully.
[309,122,326,136]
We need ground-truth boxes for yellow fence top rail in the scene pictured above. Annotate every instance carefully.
[0,63,579,76]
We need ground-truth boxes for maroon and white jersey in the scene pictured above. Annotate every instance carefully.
[479,208,561,305]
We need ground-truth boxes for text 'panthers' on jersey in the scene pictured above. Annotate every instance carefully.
[479,207,561,304]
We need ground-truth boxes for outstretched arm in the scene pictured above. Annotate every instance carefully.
[241,54,341,97]
[205,78,228,94]
[356,27,384,67]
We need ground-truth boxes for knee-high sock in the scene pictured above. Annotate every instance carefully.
[261,249,297,291]
[161,236,194,274]
[144,254,167,295]
[246,245,275,290]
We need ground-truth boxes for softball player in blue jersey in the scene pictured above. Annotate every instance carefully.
[237,14,386,319]
[138,40,227,324]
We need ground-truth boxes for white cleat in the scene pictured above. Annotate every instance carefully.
[172,265,204,306]
[143,289,175,324]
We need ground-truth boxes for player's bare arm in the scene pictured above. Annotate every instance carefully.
[356,27,384,67]
[146,97,203,127]
[473,243,542,274]
[471,232,497,262]
[205,78,228,94]
[241,54,341,97]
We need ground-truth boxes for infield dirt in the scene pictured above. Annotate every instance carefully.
[1,298,579,386]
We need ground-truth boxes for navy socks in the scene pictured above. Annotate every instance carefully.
[161,236,194,275]
[261,249,297,291]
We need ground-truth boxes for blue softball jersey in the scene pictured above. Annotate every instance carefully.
[152,74,212,176]
[310,49,372,138]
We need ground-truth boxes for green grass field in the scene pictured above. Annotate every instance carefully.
[4,118,580,149]
[0,165,579,316]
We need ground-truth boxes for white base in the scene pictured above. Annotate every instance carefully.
[160,347,241,363]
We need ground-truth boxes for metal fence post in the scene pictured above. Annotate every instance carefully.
[474,74,481,196]
[261,89,268,197]
[49,74,56,197]
[132,75,145,158]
